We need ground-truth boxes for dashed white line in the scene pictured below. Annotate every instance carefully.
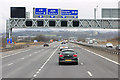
[8,51,13,53]
[32,45,59,78]
[80,63,84,65]
[34,52,38,54]
[36,71,39,74]
[2,49,31,58]
[87,71,93,77]
[29,54,32,56]
[38,51,41,52]
[21,57,25,60]
[38,69,41,71]
[13,52,21,55]
[8,63,13,66]
[33,74,37,77]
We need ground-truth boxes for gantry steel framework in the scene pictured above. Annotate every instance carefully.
[6,18,119,38]
[7,18,119,29]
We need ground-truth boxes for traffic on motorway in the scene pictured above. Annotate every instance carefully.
[43,41,78,65]
[2,41,118,78]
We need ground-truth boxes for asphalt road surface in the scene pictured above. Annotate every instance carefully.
[2,42,118,78]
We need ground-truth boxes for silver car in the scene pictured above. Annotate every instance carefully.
[106,43,113,48]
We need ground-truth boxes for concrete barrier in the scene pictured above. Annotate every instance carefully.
[72,42,119,55]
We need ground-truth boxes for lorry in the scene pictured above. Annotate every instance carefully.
[88,40,93,44]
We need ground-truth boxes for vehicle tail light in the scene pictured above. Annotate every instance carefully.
[59,55,64,57]
[73,54,77,57]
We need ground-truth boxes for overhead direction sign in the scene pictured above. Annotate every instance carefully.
[48,9,58,15]
[35,8,47,15]
[61,10,78,15]
[34,8,78,18]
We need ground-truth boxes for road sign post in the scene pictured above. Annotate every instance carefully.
[7,38,12,44]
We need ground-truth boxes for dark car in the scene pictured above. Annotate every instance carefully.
[58,50,78,65]
[61,49,75,53]
[61,42,66,44]
[43,43,49,47]
[116,45,120,50]
[60,46,68,51]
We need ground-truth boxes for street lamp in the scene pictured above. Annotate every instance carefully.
[94,6,98,19]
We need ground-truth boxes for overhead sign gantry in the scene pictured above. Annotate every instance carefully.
[6,7,119,39]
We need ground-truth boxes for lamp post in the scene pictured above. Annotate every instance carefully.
[94,6,98,19]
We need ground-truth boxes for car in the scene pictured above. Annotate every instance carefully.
[58,49,78,65]
[61,42,66,44]
[60,46,68,51]
[116,45,120,50]
[43,43,49,47]
[61,49,75,52]
[106,43,113,48]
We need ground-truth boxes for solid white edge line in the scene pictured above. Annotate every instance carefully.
[82,47,120,65]
[73,43,120,65]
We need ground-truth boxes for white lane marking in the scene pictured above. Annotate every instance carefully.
[38,69,41,71]
[8,51,13,53]
[12,52,21,55]
[32,45,59,78]
[33,74,37,77]
[87,71,93,77]
[29,49,44,57]
[36,71,39,74]
[34,52,38,54]
[76,44,120,65]
[2,49,31,58]
[80,63,83,65]
[38,51,41,52]
[8,63,13,66]
[21,57,25,60]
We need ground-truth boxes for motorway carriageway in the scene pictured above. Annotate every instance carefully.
[2,42,118,78]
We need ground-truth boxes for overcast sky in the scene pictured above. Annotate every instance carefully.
[0,0,119,33]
